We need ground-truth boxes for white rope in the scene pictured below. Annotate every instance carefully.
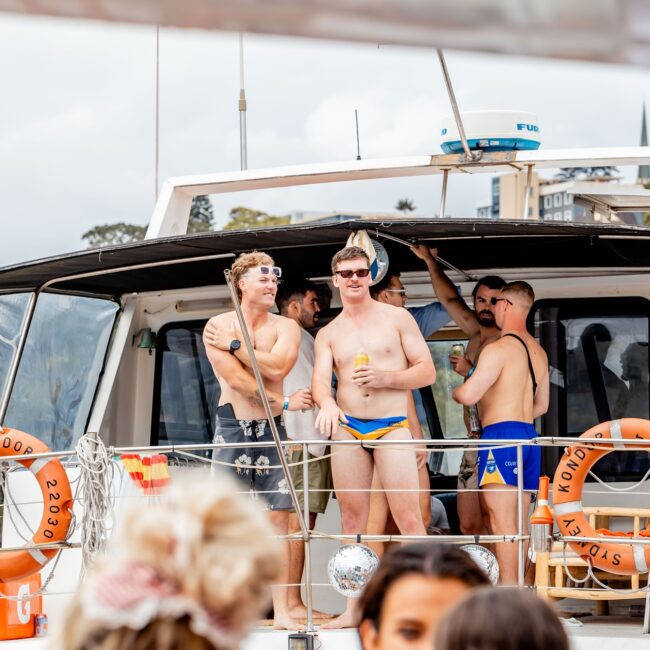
[588,464,650,492]
[75,433,114,573]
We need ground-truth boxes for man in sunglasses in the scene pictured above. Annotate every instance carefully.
[411,245,505,537]
[452,281,549,584]
[203,251,310,631]
[312,246,436,629]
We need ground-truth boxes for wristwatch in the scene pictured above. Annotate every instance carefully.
[229,339,241,355]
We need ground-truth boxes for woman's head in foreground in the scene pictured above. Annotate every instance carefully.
[59,472,280,650]
[435,586,570,650]
[358,543,492,650]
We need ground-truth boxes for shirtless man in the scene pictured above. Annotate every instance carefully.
[203,251,311,630]
[452,281,549,584]
[313,246,436,628]
[411,245,505,535]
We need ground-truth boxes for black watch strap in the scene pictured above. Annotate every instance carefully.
[229,339,241,355]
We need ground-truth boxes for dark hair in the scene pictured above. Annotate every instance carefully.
[435,587,570,650]
[359,543,491,630]
[369,269,400,298]
[472,275,506,299]
[275,279,318,315]
[331,246,370,274]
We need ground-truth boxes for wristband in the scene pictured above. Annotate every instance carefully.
[466,365,475,378]
[283,396,290,411]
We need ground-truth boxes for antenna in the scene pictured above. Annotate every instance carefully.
[154,25,160,201]
[239,33,248,171]
[355,109,361,160]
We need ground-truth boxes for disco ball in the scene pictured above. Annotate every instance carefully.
[327,544,380,598]
[460,544,500,585]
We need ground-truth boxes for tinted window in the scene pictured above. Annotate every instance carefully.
[4,294,117,450]
[0,293,31,401]
[153,321,219,458]
[534,298,649,480]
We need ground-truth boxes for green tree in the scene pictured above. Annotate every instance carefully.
[554,167,619,181]
[82,196,216,247]
[395,198,416,213]
[188,195,215,233]
[81,222,147,248]
[222,206,290,231]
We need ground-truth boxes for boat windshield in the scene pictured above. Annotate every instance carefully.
[2,293,118,450]
[0,293,31,401]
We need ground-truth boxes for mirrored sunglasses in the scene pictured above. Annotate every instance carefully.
[335,268,371,279]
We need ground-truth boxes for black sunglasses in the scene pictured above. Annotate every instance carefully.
[335,268,371,279]
[493,297,513,306]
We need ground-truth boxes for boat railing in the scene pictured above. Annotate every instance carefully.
[0,434,648,629]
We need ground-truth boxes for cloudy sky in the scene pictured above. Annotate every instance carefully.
[1,13,649,266]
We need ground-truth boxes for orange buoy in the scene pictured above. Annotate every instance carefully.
[0,428,73,582]
[552,418,650,575]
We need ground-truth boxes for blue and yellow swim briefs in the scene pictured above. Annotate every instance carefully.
[340,415,409,441]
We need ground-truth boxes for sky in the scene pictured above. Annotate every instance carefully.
[1,13,649,266]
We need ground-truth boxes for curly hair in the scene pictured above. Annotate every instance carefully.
[230,251,275,299]
[57,472,280,650]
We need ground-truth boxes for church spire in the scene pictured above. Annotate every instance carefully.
[638,102,650,185]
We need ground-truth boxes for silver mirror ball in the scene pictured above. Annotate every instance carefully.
[327,544,380,598]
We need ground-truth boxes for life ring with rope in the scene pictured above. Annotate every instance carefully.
[552,418,650,576]
[0,427,73,581]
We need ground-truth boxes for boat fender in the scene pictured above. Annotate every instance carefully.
[0,428,73,582]
[552,418,650,576]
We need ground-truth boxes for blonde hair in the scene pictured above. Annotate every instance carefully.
[58,472,280,650]
[231,251,275,299]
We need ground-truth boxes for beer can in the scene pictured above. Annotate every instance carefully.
[354,352,369,368]
[450,343,465,357]
[34,613,48,637]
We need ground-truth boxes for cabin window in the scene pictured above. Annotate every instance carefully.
[0,293,31,401]
[426,338,468,476]
[152,320,218,458]
[4,293,118,451]
[533,297,649,480]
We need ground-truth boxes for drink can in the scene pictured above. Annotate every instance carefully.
[354,352,369,368]
[450,343,465,357]
[34,613,48,637]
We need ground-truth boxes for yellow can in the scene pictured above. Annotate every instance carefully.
[354,352,370,368]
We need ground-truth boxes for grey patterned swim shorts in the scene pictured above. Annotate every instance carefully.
[212,403,292,510]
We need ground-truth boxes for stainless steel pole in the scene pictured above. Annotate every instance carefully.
[223,270,308,536]
[522,164,533,220]
[238,33,248,171]
[439,168,449,218]
[436,49,477,162]
[517,444,525,587]
[303,442,314,632]
[0,292,37,423]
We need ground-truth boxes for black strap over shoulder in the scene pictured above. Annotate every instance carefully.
[503,333,538,396]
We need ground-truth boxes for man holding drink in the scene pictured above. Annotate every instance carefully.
[312,246,436,628]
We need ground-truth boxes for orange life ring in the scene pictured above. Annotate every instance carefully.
[0,427,73,582]
[552,418,650,576]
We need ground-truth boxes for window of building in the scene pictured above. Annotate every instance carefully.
[564,209,572,220]
[554,193,562,207]
[564,193,572,205]
[544,196,552,209]
[554,212,562,220]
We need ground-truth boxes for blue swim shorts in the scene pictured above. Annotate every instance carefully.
[478,421,540,491]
